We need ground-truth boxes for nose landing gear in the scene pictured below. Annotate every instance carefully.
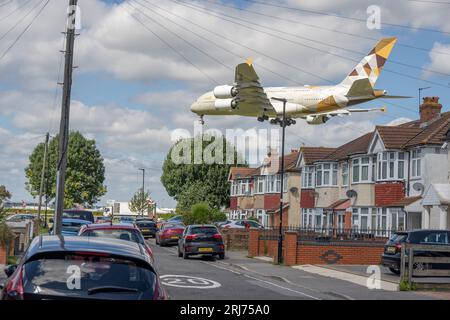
[199,115,205,125]
[257,115,269,122]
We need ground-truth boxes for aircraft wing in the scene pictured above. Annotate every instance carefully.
[306,107,386,118]
[234,60,275,114]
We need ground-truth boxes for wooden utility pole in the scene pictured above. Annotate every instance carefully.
[54,0,78,235]
[37,132,49,226]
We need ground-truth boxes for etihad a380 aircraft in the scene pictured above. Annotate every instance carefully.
[190,37,409,125]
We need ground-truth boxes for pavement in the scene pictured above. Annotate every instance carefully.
[147,239,442,300]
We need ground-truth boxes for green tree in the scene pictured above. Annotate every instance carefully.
[182,202,228,225]
[129,189,150,216]
[161,134,245,211]
[0,186,14,256]
[25,131,107,207]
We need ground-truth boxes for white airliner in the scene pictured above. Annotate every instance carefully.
[190,37,409,125]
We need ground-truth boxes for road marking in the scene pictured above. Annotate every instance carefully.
[160,275,221,289]
[242,274,320,300]
[292,265,399,291]
[201,261,242,275]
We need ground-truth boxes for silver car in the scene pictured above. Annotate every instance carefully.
[221,220,264,229]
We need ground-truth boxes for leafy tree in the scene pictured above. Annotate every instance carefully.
[129,189,150,216]
[0,186,14,255]
[161,134,245,211]
[25,131,107,208]
[182,202,228,225]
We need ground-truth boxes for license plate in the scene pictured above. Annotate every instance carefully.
[387,246,396,253]
[142,229,149,232]
[171,236,179,239]
[198,248,213,253]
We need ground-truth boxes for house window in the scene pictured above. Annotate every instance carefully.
[315,163,338,187]
[377,152,406,181]
[352,157,373,183]
[342,162,349,186]
[411,149,422,178]
[302,166,315,188]
[302,208,314,228]
[266,174,284,193]
[351,208,375,231]
[255,176,265,194]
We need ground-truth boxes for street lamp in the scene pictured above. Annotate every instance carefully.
[418,87,431,106]
[271,97,296,264]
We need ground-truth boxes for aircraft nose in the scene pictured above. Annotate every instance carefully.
[190,101,200,114]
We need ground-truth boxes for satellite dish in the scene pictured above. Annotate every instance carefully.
[346,190,358,198]
[413,182,425,196]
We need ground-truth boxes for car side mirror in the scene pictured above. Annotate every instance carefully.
[4,265,17,278]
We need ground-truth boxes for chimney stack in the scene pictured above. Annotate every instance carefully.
[420,96,442,124]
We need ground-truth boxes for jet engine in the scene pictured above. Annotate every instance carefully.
[213,85,238,99]
[305,115,330,125]
[215,98,238,110]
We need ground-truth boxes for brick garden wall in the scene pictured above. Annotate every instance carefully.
[220,228,249,250]
[249,229,385,266]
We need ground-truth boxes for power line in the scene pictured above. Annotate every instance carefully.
[408,0,450,4]
[240,0,450,35]
[200,0,450,57]
[173,0,450,88]
[0,0,35,23]
[0,0,49,61]
[0,0,14,7]
[120,2,219,85]
[0,0,45,42]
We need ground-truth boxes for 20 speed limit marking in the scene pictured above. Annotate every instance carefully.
[160,275,221,289]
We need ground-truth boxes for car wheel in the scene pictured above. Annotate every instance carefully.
[218,253,225,260]
[389,267,400,275]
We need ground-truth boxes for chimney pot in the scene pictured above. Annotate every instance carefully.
[420,96,442,124]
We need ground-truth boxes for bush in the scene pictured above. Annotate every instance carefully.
[181,202,227,225]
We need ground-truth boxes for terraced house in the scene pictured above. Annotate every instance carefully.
[297,97,450,233]
[227,150,301,227]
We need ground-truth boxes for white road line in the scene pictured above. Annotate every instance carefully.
[242,274,321,300]
[202,261,242,275]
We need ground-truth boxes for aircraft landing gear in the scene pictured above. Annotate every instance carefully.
[199,115,205,125]
[269,118,296,126]
[257,115,269,122]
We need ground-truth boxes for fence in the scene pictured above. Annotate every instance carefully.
[259,227,393,243]
[400,243,450,289]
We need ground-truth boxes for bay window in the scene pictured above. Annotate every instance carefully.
[315,163,338,187]
[411,149,422,178]
[377,151,406,181]
[266,174,287,193]
[302,166,315,188]
[255,176,265,194]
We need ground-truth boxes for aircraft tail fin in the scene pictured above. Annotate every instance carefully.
[340,37,397,88]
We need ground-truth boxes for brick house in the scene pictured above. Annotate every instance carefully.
[296,96,450,232]
[228,150,300,227]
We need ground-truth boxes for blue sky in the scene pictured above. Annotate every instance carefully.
[0,0,449,208]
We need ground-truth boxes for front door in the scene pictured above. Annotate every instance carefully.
[337,211,345,232]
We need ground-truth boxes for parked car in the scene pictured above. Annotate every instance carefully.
[95,216,112,223]
[155,223,185,246]
[178,225,225,260]
[382,229,450,275]
[0,235,167,300]
[119,216,136,224]
[135,220,157,238]
[78,223,153,259]
[62,209,95,223]
[49,218,91,236]
[222,219,264,230]
[6,214,36,222]
[167,215,183,223]
[215,220,231,228]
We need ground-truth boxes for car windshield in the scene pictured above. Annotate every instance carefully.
[82,229,144,244]
[190,227,217,235]
[412,231,450,244]
[388,233,408,243]
[162,223,183,230]
[137,222,155,228]
[62,221,88,233]
[23,253,155,299]
[63,211,94,222]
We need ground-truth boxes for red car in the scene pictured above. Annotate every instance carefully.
[78,223,153,259]
[155,223,185,246]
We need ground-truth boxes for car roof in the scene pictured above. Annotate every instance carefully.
[62,218,92,224]
[189,224,216,228]
[82,223,139,231]
[63,209,93,213]
[25,235,152,266]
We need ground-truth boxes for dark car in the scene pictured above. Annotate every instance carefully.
[49,218,91,236]
[78,223,153,259]
[382,229,450,275]
[62,209,95,223]
[135,220,157,239]
[0,235,167,300]
[156,223,185,246]
[178,225,225,260]
[6,214,36,222]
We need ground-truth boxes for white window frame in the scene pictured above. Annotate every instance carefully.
[315,163,338,187]
[302,208,314,229]
[302,166,315,188]
[352,156,374,183]
[342,162,349,186]
[377,151,406,182]
[411,148,422,178]
[255,176,265,194]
